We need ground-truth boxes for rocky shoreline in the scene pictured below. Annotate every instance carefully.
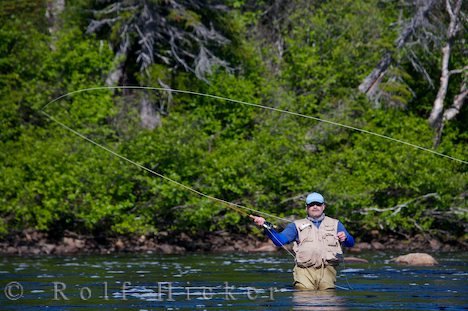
[0,229,464,256]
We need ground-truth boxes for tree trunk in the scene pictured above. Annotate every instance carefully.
[428,0,463,147]
[358,52,392,95]
[105,35,130,86]
[428,44,451,128]
[45,0,65,49]
[140,94,161,130]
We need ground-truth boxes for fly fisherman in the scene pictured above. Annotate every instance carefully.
[251,192,354,290]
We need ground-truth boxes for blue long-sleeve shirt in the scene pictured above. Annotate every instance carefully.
[265,218,355,248]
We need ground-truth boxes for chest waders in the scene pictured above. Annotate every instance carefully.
[292,216,343,290]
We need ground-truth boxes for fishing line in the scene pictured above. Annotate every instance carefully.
[42,87,360,289]
[40,111,290,223]
[40,84,466,243]
[262,226,296,258]
[41,86,468,165]
[338,245,354,291]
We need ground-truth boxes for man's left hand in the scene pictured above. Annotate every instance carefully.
[336,231,347,242]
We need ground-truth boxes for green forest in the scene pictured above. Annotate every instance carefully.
[1,0,466,248]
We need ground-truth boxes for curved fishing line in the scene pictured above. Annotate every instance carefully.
[42,107,353,289]
[40,111,289,223]
[41,86,468,165]
[42,88,356,290]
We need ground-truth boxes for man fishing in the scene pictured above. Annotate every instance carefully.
[251,192,354,290]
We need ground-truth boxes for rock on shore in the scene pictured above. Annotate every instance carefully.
[393,253,438,266]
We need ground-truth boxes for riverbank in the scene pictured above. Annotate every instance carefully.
[0,229,465,256]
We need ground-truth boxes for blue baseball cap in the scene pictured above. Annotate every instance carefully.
[306,192,325,204]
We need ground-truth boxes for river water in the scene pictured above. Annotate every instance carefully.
[0,250,466,310]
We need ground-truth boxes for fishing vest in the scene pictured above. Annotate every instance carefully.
[293,216,343,268]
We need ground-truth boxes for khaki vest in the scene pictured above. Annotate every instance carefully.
[293,216,343,268]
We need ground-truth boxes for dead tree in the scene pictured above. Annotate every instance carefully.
[358,0,437,97]
[86,0,234,129]
[359,0,466,146]
[87,1,232,84]
[428,0,466,147]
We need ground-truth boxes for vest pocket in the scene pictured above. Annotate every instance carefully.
[324,232,338,246]
[294,241,323,268]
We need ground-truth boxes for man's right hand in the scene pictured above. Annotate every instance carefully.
[249,215,266,227]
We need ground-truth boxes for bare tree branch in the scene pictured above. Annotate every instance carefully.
[86,17,121,34]
[443,80,467,121]
[88,0,232,83]
[358,52,393,96]
[448,66,468,76]
[361,193,440,216]
[358,0,437,95]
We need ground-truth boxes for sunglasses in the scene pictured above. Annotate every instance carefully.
[306,202,324,207]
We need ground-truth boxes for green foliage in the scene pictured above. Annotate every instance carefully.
[0,0,466,244]
[319,109,467,239]
[282,0,397,105]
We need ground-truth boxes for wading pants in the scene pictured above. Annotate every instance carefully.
[293,264,337,290]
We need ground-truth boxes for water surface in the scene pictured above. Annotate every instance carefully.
[0,251,466,310]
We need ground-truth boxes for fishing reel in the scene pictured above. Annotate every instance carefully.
[262,221,274,230]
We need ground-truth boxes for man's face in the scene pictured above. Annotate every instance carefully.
[306,202,326,218]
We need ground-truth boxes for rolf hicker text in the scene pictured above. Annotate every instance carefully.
[3,281,277,302]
